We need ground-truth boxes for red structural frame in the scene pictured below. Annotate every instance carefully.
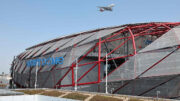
[14,22,180,90]
[51,22,180,88]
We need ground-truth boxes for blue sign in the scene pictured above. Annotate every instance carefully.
[26,57,64,67]
[145,40,153,45]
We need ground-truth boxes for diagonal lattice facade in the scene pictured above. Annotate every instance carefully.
[10,22,180,99]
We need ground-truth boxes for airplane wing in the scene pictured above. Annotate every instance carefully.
[97,6,107,9]
[103,7,112,11]
[97,5,113,12]
[108,4,115,8]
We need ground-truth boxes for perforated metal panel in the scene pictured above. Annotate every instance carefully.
[23,66,30,74]
[58,33,95,51]
[43,37,74,55]
[78,27,123,46]
[13,58,19,70]
[140,27,180,53]
[103,48,177,82]
[144,49,180,77]
[61,42,96,68]
[33,42,56,57]
[21,49,33,59]
[77,32,98,46]
[26,46,43,59]
[15,61,23,72]
[77,58,104,84]
[18,61,26,73]
[97,27,123,39]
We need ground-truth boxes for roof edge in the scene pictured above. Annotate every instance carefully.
[26,22,179,50]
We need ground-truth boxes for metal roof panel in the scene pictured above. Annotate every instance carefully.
[25,46,43,59]
[43,37,73,55]
[33,42,55,57]
[140,28,180,53]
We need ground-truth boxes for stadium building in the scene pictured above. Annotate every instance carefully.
[10,22,180,99]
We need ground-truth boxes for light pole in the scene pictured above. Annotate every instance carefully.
[105,52,108,94]
[156,91,160,100]
[35,63,38,89]
[74,58,78,91]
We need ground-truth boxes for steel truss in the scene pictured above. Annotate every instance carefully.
[52,22,180,89]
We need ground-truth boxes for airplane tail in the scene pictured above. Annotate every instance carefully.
[99,8,104,12]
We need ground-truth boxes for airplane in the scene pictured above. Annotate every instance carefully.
[98,4,115,12]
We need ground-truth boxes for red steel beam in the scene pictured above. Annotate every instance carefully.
[76,29,145,69]
[78,61,99,67]
[128,22,179,29]
[134,25,159,35]
[54,43,98,87]
[76,38,130,83]
[71,66,75,86]
[78,43,99,63]
[42,43,99,87]
[101,28,128,43]
[53,43,98,88]
[78,54,132,67]
[128,27,137,55]
[53,67,72,88]
[102,39,130,60]
[57,23,180,88]
[105,24,168,43]
[77,63,97,82]
[161,24,171,30]
[69,25,164,70]
[45,22,180,88]
[130,23,155,29]
[77,39,131,83]
[134,30,168,37]
[71,37,130,85]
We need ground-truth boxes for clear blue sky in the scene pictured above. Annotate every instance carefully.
[0,0,180,74]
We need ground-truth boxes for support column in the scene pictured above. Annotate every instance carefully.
[128,27,137,55]
[72,66,75,86]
